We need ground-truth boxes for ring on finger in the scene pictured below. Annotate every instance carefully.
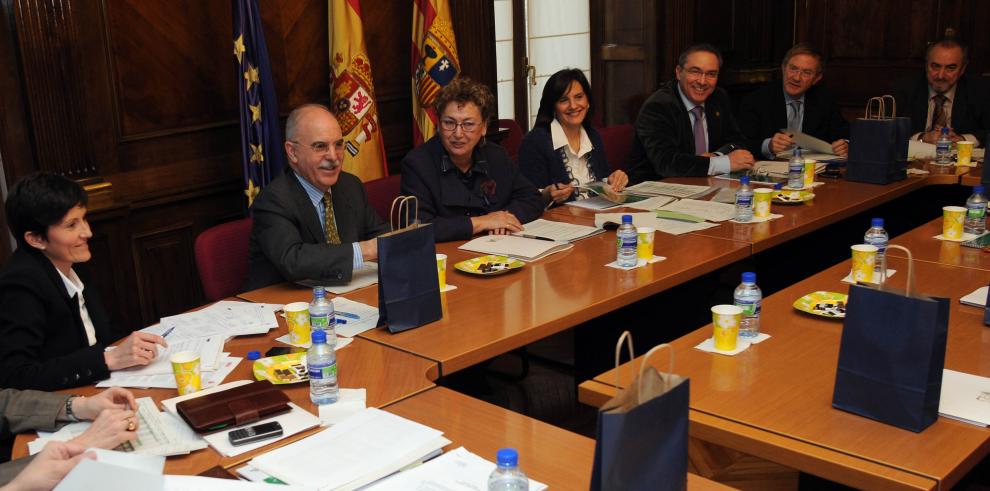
[126,418,136,431]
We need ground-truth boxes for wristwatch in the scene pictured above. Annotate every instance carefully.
[65,396,80,422]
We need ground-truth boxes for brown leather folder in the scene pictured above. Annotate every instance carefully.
[176,381,290,432]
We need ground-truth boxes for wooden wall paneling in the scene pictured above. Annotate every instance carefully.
[0,1,36,187]
[131,221,201,326]
[85,204,136,338]
[591,0,659,125]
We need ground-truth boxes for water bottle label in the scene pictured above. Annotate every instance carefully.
[617,236,637,249]
[310,313,333,329]
[308,361,337,380]
[967,205,986,219]
[735,299,760,316]
[736,195,752,207]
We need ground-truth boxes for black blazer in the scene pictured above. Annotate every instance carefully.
[245,168,390,291]
[738,81,849,156]
[893,74,990,143]
[517,125,612,194]
[0,248,113,390]
[400,136,543,242]
[627,80,747,182]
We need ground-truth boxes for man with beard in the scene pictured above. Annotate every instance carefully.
[245,104,389,290]
[627,43,754,182]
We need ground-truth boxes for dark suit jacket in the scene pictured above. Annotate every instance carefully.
[893,74,990,144]
[0,248,113,390]
[517,124,611,194]
[400,136,543,242]
[738,82,849,156]
[627,80,747,182]
[245,169,390,291]
[0,389,71,485]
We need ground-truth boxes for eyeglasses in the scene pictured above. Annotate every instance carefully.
[684,67,719,81]
[785,64,818,79]
[439,119,481,134]
[290,140,343,154]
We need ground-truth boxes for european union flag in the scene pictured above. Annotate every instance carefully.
[233,0,284,208]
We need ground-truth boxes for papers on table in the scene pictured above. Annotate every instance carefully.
[117,336,225,376]
[594,212,719,236]
[156,301,280,341]
[248,407,451,491]
[365,446,548,491]
[163,475,314,490]
[624,195,677,211]
[318,388,366,426]
[960,286,988,308]
[625,181,714,198]
[513,218,604,242]
[938,369,990,427]
[55,456,165,491]
[750,160,828,177]
[298,262,379,295]
[459,234,574,261]
[657,199,737,222]
[98,354,241,390]
[788,129,836,155]
[331,297,380,337]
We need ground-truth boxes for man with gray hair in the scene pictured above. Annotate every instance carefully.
[738,43,849,158]
[628,43,753,182]
[245,104,389,290]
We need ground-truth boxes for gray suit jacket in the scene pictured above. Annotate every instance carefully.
[0,389,71,486]
[245,169,390,291]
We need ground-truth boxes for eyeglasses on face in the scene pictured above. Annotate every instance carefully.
[785,64,817,79]
[684,67,719,81]
[439,118,481,134]
[290,140,344,154]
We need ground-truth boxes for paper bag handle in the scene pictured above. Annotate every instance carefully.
[864,96,897,120]
[881,244,914,296]
[638,343,674,395]
[613,331,634,395]
[880,94,897,117]
[389,196,419,230]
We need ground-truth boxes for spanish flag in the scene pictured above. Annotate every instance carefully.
[329,0,387,182]
[411,0,460,145]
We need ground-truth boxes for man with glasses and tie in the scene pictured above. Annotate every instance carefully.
[893,38,990,146]
[627,43,754,183]
[738,43,850,159]
[245,104,389,290]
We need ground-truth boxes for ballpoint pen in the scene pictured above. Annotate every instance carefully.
[161,326,176,338]
[337,311,360,320]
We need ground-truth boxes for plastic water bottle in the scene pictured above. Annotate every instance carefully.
[936,127,952,165]
[616,214,638,267]
[488,448,528,491]
[307,329,339,405]
[734,272,762,338]
[787,148,803,189]
[309,287,336,346]
[734,176,753,222]
[965,185,988,235]
[864,218,889,276]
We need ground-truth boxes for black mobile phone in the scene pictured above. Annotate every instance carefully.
[227,421,284,446]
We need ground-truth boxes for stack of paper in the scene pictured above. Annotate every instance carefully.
[594,212,719,236]
[365,447,547,490]
[657,199,736,222]
[248,408,450,490]
[98,355,241,390]
[938,369,990,426]
[298,262,379,294]
[459,235,574,261]
[155,301,280,340]
[513,218,604,242]
[625,181,714,198]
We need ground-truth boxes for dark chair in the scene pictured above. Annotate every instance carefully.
[498,118,524,162]
[194,217,253,301]
[598,124,634,171]
[364,174,402,222]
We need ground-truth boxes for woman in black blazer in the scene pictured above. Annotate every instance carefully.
[518,69,628,206]
[0,173,167,390]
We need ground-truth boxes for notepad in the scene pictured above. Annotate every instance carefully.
[512,218,604,242]
[625,181,713,198]
[459,234,574,261]
[938,369,990,427]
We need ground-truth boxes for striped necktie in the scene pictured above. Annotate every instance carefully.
[321,192,341,245]
[691,106,706,155]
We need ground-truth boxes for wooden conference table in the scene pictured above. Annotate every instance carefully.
[579,223,990,490]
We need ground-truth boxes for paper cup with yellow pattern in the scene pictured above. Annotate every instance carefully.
[753,188,774,218]
[170,351,201,395]
[803,159,816,187]
[284,301,311,346]
[850,244,877,283]
[711,304,743,351]
[436,253,447,290]
[956,141,974,166]
[942,206,966,240]
[636,227,655,260]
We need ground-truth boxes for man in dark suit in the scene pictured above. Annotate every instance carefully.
[627,43,754,182]
[738,43,850,159]
[245,104,389,291]
[893,38,990,146]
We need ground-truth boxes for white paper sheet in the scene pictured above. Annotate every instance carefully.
[623,195,678,210]
[318,388,367,426]
[513,218,603,242]
[365,447,548,491]
[625,181,713,198]
[202,403,320,458]
[164,475,314,490]
[97,355,241,389]
[298,263,380,295]
[960,286,988,308]
[658,199,737,222]
[54,458,164,491]
[938,369,990,426]
[119,336,224,375]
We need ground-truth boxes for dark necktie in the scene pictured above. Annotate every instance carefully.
[787,100,802,131]
[930,94,948,130]
[321,192,341,245]
[691,106,706,155]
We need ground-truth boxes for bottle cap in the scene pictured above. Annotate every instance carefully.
[742,272,756,283]
[774,182,783,190]
[621,214,633,224]
[975,185,985,195]
[496,448,518,467]
[793,148,801,156]
[311,329,327,344]
[312,286,326,297]
[871,217,884,228]
[247,350,261,361]
[941,127,949,134]
[740,176,750,185]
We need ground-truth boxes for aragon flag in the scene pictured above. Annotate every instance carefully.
[411,0,460,145]
[329,0,388,182]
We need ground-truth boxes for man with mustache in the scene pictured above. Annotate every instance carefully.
[738,43,849,159]
[245,104,389,290]
[628,43,754,183]
[893,38,990,146]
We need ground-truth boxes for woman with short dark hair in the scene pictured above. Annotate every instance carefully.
[0,172,167,390]
[518,69,628,206]
[401,78,543,242]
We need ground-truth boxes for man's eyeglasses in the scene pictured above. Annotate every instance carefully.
[290,140,343,154]
[785,64,818,79]
[684,67,719,81]
[440,119,481,134]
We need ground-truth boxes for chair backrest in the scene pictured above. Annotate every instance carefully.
[194,217,253,302]
[498,118,524,161]
[598,124,634,171]
[364,174,402,222]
